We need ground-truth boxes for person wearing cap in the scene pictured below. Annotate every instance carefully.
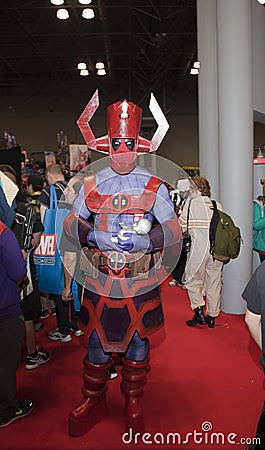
[27,174,43,193]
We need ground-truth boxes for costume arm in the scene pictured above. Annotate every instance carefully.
[149,183,182,252]
[64,185,94,244]
[148,220,182,252]
[64,212,94,244]
[245,308,262,350]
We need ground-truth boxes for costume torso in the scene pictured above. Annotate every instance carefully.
[72,166,174,352]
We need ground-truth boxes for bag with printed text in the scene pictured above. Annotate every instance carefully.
[33,185,68,295]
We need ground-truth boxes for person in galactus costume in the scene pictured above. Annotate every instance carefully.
[64,90,182,437]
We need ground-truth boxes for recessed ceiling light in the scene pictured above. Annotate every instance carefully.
[80,69,89,76]
[82,8,95,19]
[50,0,64,5]
[78,0,92,4]
[95,62,105,69]
[97,68,106,76]
[193,61,200,69]
[56,8,69,19]
[77,62,87,70]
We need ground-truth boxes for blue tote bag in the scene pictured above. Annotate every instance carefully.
[34,185,68,295]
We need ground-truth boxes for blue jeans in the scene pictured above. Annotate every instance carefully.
[53,294,79,336]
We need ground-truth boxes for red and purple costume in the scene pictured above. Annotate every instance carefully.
[64,91,182,437]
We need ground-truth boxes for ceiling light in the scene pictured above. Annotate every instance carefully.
[97,68,106,76]
[78,0,92,4]
[80,69,89,76]
[50,0,64,5]
[56,8,69,19]
[193,61,200,69]
[95,62,105,69]
[77,62,87,70]
[190,68,199,75]
[82,8,95,19]
[257,0,265,4]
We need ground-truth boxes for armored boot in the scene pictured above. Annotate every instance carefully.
[120,357,150,436]
[186,306,206,327]
[68,356,112,437]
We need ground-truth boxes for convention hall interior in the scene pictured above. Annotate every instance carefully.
[1,1,265,450]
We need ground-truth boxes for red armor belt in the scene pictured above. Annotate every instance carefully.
[81,247,152,277]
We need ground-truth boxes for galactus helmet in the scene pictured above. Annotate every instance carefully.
[76,90,169,174]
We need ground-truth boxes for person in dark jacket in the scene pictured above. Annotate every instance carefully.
[0,220,34,427]
[242,263,265,449]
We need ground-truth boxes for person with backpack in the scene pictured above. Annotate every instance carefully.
[15,174,51,369]
[0,167,50,369]
[179,176,223,329]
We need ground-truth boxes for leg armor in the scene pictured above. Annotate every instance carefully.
[68,356,113,437]
[120,357,150,435]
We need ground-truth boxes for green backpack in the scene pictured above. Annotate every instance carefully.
[209,200,241,263]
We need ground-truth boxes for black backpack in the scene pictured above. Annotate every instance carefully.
[14,199,41,250]
[209,200,241,263]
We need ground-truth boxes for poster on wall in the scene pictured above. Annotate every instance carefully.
[4,130,17,148]
[44,151,56,168]
[57,130,68,167]
[69,144,91,172]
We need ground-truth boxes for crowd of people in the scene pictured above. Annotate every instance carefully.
[0,161,263,439]
[0,113,264,447]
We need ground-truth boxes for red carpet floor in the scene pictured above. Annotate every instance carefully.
[1,280,264,450]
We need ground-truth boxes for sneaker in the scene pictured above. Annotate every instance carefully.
[50,307,56,316]
[0,400,34,428]
[70,328,84,337]
[39,310,49,319]
[109,364,118,380]
[48,329,71,343]
[26,350,51,370]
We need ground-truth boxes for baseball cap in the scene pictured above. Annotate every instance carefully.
[27,174,44,191]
